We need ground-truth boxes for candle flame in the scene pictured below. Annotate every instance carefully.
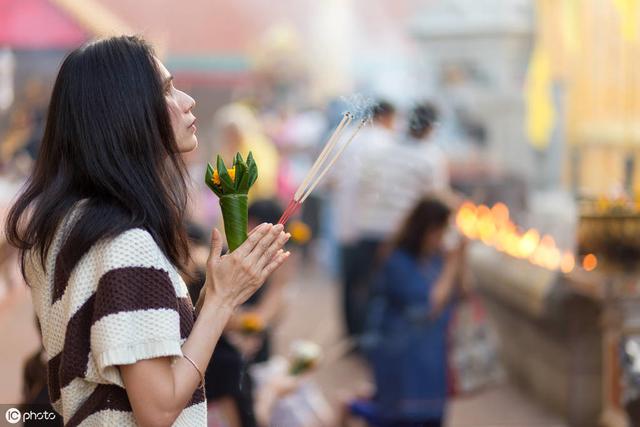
[456,201,583,273]
[582,254,598,272]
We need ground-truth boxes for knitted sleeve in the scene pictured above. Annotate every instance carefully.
[89,228,184,386]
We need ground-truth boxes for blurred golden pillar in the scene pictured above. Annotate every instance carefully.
[566,0,639,197]
[528,0,640,196]
[528,1,640,426]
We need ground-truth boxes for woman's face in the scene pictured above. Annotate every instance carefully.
[156,59,198,153]
[421,225,447,255]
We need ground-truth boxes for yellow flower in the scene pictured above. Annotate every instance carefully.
[288,220,311,244]
[240,312,264,333]
[211,167,236,186]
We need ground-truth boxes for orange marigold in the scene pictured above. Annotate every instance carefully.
[212,167,236,186]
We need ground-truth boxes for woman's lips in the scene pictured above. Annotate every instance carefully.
[189,118,197,132]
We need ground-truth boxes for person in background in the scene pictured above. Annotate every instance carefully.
[0,107,31,166]
[185,199,295,427]
[267,107,327,263]
[338,99,397,338]
[348,100,451,341]
[228,198,295,363]
[21,320,63,426]
[350,197,468,427]
[184,222,252,427]
[0,81,47,176]
[214,103,280,201]
[406,102,449,191]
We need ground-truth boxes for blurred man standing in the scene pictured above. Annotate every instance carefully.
[339,100,397,338]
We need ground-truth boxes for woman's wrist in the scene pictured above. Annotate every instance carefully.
[202,286,236,317]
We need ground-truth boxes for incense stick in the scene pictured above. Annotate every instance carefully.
[277,115,367,225]
[279,200,300,225]
[293,112,352,202]
[299,119,366,204]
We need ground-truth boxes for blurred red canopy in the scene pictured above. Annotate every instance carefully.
[0,0,88,49]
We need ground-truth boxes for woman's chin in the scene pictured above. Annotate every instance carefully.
[179,135,198,153]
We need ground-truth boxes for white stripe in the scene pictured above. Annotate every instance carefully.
[91,309,182,380]
[37,228,185,357]
[77,402,207,426]
[78,408,137,427]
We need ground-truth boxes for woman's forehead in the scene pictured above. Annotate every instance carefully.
[154,57,171,80]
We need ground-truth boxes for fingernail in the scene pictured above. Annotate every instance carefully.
[285,233,291,239]
[274,224,284,231]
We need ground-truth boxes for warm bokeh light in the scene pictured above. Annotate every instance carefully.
[477,217,497,245]
[518,229,540,258]
[456,202,479,239]
[560,252,576,274]
[583,254,598,272]
[456,201,579,274]
[491,202,510,226]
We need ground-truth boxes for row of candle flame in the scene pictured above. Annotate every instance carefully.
[455,202,597,273]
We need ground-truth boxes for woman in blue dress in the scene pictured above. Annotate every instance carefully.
[353,197,468,427]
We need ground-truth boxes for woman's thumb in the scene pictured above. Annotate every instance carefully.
[208,228,223,264]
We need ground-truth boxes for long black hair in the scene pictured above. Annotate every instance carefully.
[392,197,451,258]
[5,35,192,281]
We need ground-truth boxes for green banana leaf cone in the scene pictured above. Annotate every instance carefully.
[204,152,258,252]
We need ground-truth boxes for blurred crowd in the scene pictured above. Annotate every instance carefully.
[0,85,495,427]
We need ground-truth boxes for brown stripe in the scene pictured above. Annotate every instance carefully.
[52,255,72,303]
[59,295,95,389]
[66,384,203,426]
[186,385,206,408]
[93,267,177,322]
[177,297,195,339]
[58,267,179,390]
[47,353,62,403]
[65,383,132,427]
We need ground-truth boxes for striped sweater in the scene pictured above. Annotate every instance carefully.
[25,205,206,426]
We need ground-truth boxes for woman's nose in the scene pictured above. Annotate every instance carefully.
[181,91,195,112]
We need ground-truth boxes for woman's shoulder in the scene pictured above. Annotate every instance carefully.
[99,228,168,270]
[104,227,159,252]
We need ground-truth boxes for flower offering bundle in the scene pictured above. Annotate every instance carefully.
[205,152,258,252]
